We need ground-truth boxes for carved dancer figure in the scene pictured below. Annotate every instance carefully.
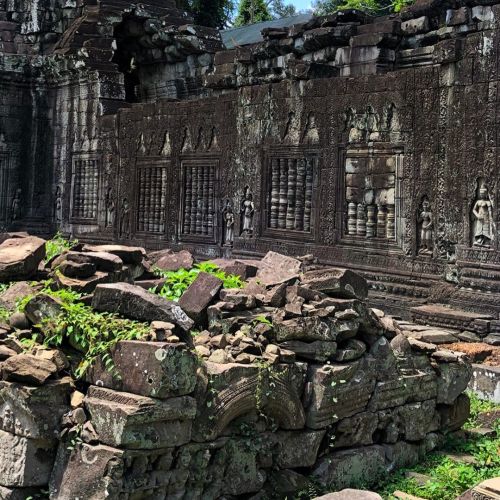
[240,188,255,235]
[119,197,131,238]
[11,189,21,221]
[105,187,115,228]
[472,183,494,247]
[418,198,434,255]
[222,200,235,246]
[54,186,62,223]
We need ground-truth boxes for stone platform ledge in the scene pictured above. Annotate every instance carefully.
[411,304,493,335]
[469,364,500,403]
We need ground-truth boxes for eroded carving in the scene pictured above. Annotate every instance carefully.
[471,179,494,248]
[418,196,434,255]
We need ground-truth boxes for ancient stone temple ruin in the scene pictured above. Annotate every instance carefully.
[3,0,500,324]
[1,0,500,498]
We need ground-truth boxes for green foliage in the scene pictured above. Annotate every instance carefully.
[19,283,149,379]
[45,232,77,263]
[184,0,235,28]
[375,396,500,500]
[312,0,413,16]
[465,391,500,429]
[234,0,272,26]
[152,261,243,301]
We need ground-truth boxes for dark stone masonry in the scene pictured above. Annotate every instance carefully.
[3,0,500,325]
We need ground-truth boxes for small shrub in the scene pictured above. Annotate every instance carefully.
[152,261,244,301]
[45,232,77,263]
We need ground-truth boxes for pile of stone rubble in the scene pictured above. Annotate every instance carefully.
[0,233,478,499]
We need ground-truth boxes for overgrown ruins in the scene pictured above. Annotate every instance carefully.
[1,0,500,497]
[3,0,500,322]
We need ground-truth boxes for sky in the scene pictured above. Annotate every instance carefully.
[292,0,313,10]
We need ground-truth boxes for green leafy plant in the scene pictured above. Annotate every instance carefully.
[19,284,149,379]
[152,261,243,301]
[45,232,77,263]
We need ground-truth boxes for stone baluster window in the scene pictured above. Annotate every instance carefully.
[71,155,99,220]
[180,159,218,241]
[268,155,317,234]
[136,164,167,233]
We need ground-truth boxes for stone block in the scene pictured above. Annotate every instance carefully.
[271,430,325,468]
[92,283,194,331]
[0,378,71,439]
[436,359,472,404]
[314,490,382,500]
[0,236,45,281]
[193,362,306,441]
[438,393,470,431]
[2,353,58,385]
[178,272,223,323]
[153,250,193,271]
[401,16,429,35]
[468,364,500,403]
[301,268,368,300]
[279,340,337,362]
[255,251,301,286]
[0,486,40,499]
[0,429,55,487]
[85,386,196,449]
[87,340,197,398]
[313,445,386,490]
[82,244,146,264]
[305,361,375,429]
[0,282,35,310]
[446,7,469,26]
[23,293,63,325]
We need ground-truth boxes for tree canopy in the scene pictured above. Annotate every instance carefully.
[312,0,412,15]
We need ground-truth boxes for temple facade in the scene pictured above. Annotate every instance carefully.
[2,0,500,319]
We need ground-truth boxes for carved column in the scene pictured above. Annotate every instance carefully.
[190,166,198,234]
[183,166,192,234]
[377,204,386,239]
[356,203,366,237]
[347,202,357,235]
[366,204,376,238]
[294,159,305,231]
[304,158,313,232]
[278,159,287,229]
[386,204,395,240]
[270,158,279,229]
[286,159,296,230]
[207,165,214,235]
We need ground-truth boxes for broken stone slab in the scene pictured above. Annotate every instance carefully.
[2,353,58,385]
[459,477,500,500]
[87,340,197,398]
[192,362,306,441]
[438,393,470,432]
[468,364,500,403]
[312,445,386,491]
[0,236,46,281]
[270,430,325,468]
[92,283,194,331]
[335,339,367,362]
[154,250,194,272]
[0,282,36,310]
[305,361,376,429]
[255,251,301,286]
[0,378,72,439]
[82,244,146,265]
[54,251,123,272]
[213,259,258,280]
[273,316,332,342]
[0,429,56,487]
[54,269,129,294]
[279,340,337,362]
[405,328,458,344]
[0,486,41,500]
[178,272,223,323]
[84,386,196,449]
[313,490,382,500]
[23,293,63,325]
[301,268,368,300]
[436,358,472,405]
[49,441,174,500]
[58,259,96,279]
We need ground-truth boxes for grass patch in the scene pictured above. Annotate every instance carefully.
[375,393,500,500]
[152,261,244,301]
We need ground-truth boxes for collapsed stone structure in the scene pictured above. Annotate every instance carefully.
[0,235,473,499]
[3,0,500,324]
